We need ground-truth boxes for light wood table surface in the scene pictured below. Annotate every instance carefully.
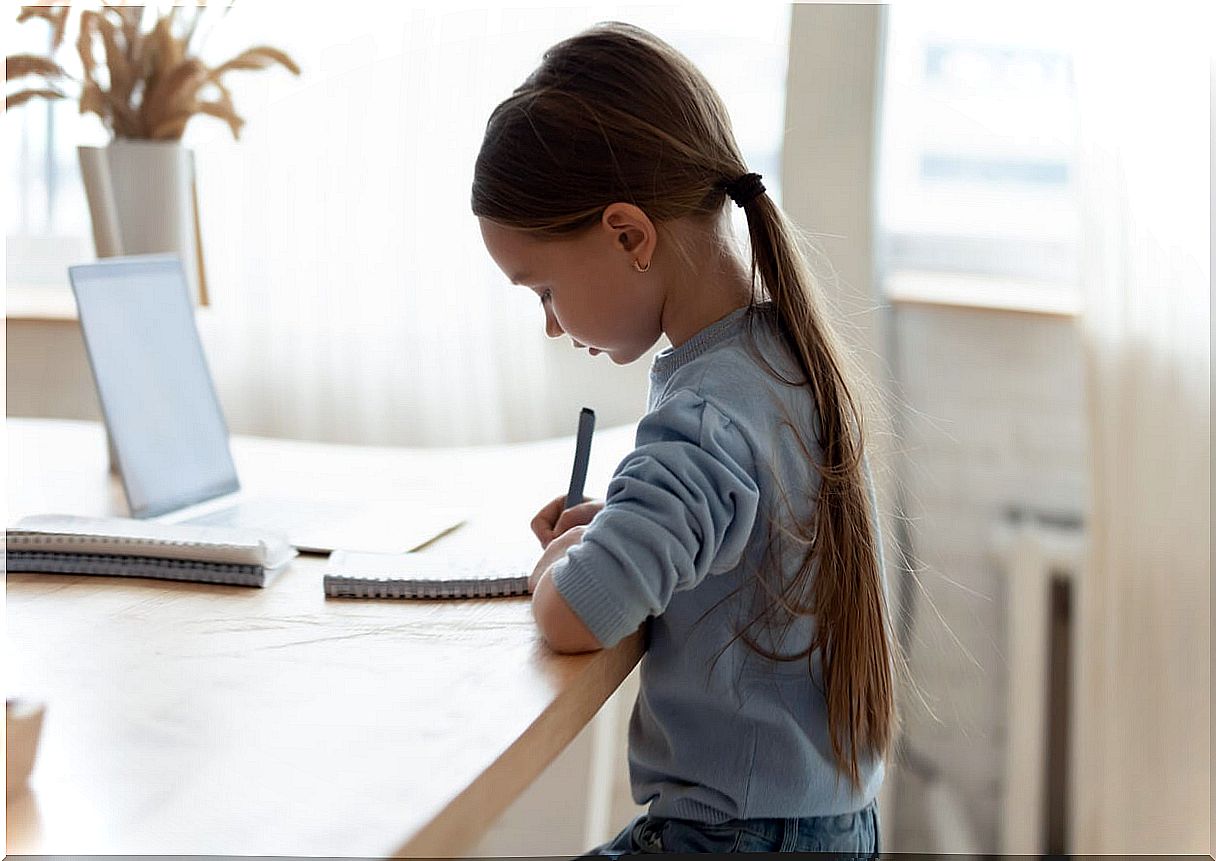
[5,417,644,857]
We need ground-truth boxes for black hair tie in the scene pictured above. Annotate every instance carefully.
[723,172,765,207]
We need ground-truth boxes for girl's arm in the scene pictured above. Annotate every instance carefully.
[545,391,760,651]
[529,525,603,653]
[524,390,761,655]
[532,566,602,654]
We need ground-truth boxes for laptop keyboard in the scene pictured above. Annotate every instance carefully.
[184,499,356,531]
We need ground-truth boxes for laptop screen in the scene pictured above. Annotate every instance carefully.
[69,256,240,518]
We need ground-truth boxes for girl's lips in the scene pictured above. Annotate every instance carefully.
[589,348,601,356]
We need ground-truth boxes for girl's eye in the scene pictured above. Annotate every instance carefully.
[540,289,552,304]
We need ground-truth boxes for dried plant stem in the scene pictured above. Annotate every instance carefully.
[7,2,299,141]
[7,87,66,109]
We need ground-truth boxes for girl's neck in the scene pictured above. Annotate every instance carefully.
[659,218,754,348]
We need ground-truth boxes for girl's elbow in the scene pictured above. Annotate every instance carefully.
[532,577,603,654]
[545,628,602,654]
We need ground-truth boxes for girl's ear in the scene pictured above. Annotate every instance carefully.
[602,203,656,266]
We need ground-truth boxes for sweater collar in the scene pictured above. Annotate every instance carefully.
[650,302,758,385]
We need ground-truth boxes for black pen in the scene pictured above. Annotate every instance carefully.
[565,408,596,510]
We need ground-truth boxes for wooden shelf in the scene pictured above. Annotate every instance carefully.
[883,270,1082,318]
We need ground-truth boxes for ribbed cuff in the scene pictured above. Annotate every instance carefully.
[549,551,636,649]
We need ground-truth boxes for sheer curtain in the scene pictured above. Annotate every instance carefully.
[189,5,789,447]
[1069,9,1210,854]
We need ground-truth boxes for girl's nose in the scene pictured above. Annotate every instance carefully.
[544,306,563,339]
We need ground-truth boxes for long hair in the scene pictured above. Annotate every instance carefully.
[472,21,899,790]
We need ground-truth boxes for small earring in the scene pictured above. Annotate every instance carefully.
[633,259,650,273]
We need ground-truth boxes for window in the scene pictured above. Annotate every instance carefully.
[6,14,99,290]
[5,6,789,296]
[876,3,1080,288]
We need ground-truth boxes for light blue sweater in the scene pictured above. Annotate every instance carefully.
[550,301,886,824]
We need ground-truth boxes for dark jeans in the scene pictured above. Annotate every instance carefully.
[578,799,879,856]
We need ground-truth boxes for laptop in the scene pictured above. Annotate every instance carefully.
[67,255,465,554]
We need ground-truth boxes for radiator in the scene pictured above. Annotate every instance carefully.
[992,507,1086,857]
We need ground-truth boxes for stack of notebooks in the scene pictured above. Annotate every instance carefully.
[5,514,296,588]
[7,515,537,599]
[324,550,532,599]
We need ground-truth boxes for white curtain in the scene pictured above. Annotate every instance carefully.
[188,4,790,447]
[1070,9,1211,854]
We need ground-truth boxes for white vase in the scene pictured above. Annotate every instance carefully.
[78,140,207,304]
[78,140,210,476]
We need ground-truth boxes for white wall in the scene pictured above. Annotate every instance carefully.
[889,303,1088,852]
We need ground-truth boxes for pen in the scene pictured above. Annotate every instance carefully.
[565,407,596,510]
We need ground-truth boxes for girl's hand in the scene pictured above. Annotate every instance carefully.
[531,494,604,548]
[529,525,587,593]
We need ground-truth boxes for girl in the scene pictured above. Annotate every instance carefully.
[473,22,897,857]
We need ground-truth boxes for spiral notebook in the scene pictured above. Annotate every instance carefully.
[324,550,532,599]
[6,514,297,588]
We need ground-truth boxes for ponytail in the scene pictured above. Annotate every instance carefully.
[738,189,897,790]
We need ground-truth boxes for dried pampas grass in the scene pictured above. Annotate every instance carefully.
[6,3,300,141]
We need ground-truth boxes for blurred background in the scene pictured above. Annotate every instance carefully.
[6,1,1211,856]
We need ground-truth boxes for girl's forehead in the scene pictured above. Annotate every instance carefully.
[479,218,524,255]
[479,218,539,250]
[480,219,604,280]
[479,218,552,280]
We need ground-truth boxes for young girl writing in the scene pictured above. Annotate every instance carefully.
[473,22,896,857]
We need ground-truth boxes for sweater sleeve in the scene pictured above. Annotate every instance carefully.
[549,389,760,649]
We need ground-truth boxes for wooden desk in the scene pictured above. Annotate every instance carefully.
[5,418,644,857]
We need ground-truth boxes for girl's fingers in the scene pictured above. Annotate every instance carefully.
[531,494,568,547]
[554,500,604,535]
[531,516,555,548]
[532,496,604,548]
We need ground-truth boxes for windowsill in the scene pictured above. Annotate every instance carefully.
[883,270,1081,317]
[6,285,212,322]
[6,286,81,323]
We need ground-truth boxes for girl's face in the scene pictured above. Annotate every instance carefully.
[479,209,664,365]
